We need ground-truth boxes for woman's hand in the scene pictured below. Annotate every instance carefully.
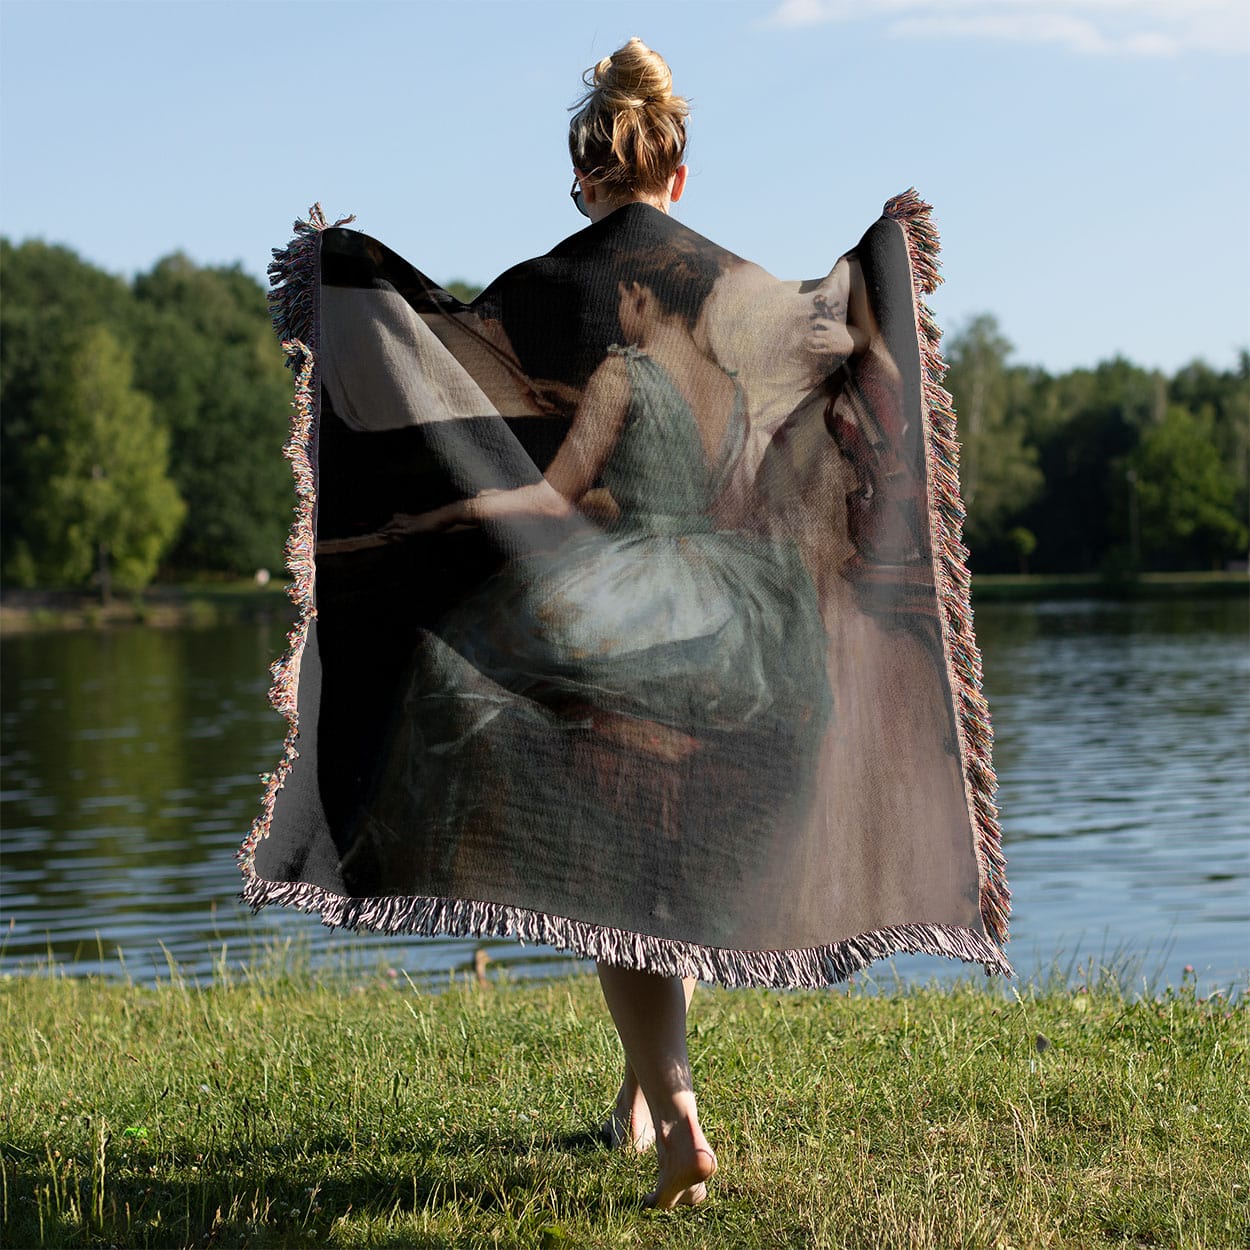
[379,480,578,539]
[804,319,855,361]
[379,503,466,538]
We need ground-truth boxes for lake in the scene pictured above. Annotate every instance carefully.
[2,596,1246,993]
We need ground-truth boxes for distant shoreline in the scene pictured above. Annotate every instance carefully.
[0,570,1244,635]
[0,581,294,635]
[968,569,1248,602]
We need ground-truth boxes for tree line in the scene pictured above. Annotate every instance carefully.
[1,238,1245,594]
[2,240,293,595]
[945,315,1247,575]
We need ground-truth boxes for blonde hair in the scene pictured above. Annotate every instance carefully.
[568,37,688,197]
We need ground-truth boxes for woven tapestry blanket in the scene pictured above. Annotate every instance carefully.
[239,192,1011,988]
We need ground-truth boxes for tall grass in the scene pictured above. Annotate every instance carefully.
[2,959,1245,1249]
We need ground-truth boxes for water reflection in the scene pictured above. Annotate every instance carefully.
[1,598,1246,990]
[967,596,1249,992]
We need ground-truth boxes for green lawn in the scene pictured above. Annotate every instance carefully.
[1,965,1246,1249]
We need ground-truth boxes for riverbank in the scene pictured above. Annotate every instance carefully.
[968,569,1248,602]
[2,970,1244,1249]
[0,581,293,634]
[1,571,1244,634]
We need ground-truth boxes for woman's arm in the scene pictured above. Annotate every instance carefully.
[540,352,631,500]
[380,353,632,536]
[804,319,866,361]
[843,255,876,354]
[804,259,870,364]
[382,479,573,536]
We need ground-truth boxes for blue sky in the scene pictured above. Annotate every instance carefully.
[2,0,1247,374]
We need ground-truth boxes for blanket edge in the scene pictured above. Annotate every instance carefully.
[235,207,347,895]
[241,870,1013,987]
[884,188,1011,950]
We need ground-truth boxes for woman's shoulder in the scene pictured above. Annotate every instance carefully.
[587,349,634,393]
[606,342,646,362]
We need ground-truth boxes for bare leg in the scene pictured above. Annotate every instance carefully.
[602,1056,654,1152]
[602,978,696,1152]
[596,964,716,1208]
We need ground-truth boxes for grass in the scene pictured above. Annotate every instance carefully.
[1,962,1246,1249]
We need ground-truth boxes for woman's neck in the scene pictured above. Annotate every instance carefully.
[635,315,696,360]
[587,193,669,225]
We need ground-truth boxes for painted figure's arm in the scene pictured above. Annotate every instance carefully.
[382,355,631,535]
[805,258,870,362]
[842,256,877,357]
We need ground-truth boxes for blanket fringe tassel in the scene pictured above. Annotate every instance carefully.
[266,203,355,360]
[884,188,1011,951]
[239,199,1013,989]
[241,871,1013,987]
[237,204,344,884]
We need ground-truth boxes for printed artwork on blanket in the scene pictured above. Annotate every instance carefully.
[239,193,1011,987]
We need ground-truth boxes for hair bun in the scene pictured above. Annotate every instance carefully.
[569,38,689,195]
[594,36,673,110]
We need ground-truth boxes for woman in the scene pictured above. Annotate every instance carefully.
[247,33,1013,1216]
[376,37,840,1208]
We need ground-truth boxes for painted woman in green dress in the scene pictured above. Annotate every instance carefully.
[382,280,829,762]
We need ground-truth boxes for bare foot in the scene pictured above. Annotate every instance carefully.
[601,1077,655,1152]
[644,1117,717,1210]
[602,1107,656,1152]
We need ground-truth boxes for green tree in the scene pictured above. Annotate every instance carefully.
[131,256,293,574]
[1169,353,1250,534]
[1021,357,1161,572]
[444,279,483,304]
[23,327,185,596]
[943,315,1043,563]
[1,239,139,580]
[1129,405,1246,570]
[1006,526,1037,574]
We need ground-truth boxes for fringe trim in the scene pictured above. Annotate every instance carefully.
[240,198,1013,989]
[883,188,1011,949]
[266,204,355,365]
[241,872,1014,988]
[235,340,317,877]
[239,205,347,880]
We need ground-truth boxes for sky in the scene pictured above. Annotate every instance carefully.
[1,0,1247,376]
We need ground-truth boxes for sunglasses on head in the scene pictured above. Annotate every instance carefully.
[570,176,589,219]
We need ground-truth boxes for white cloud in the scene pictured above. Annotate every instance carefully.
[765,0,1250,57]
